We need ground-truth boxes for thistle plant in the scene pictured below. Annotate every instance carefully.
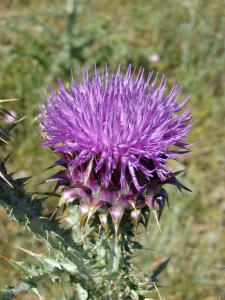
[0,65,192,299]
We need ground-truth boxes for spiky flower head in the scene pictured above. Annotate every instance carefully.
[40,65,192,231]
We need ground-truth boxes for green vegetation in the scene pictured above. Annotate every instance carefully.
[0,0,224,299]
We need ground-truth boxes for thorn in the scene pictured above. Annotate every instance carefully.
[14,115,27,124]
[0,136,9,144]
[50,208,58,219]
[153,209,161,232]
[0,171,14,188]
[153,283,163,300]
[0,98,20,103]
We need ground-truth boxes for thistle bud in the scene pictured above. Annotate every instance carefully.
[118,195,132,209]
[131,209,141,222]
[79,203,89,227]
[58,188,78,207]
[99,213,109,233]
[82,199,104,229]
[131,209,141,233]
[109,206,124,234]
[145,197,156,209]
[79,203,89,216]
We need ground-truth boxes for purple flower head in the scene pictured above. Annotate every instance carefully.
[41,65,191,187]
[40,65,192,231]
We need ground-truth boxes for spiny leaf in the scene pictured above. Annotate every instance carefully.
[0,160,96,288]
[17,247,72,273]
[0,274,48,299]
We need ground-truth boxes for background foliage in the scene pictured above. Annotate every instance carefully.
[0,0,224,299]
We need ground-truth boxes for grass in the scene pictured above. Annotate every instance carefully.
[0,0,225,299]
